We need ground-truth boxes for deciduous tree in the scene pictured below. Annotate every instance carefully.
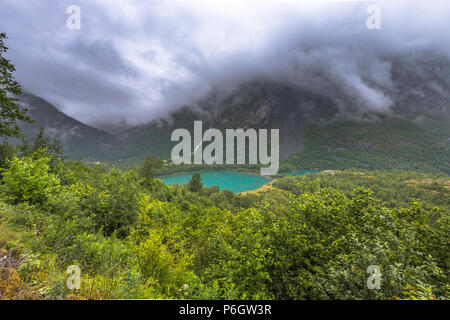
[0,33,31,137]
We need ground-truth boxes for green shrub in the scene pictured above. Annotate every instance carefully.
[2,154,60,204]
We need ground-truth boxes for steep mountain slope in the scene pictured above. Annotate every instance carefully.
[286,117,450,174]
[117,53,450,173]
[15,93,122,160]
[118,82,337,159]
[13,52,449,174]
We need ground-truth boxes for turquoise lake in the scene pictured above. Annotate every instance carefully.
[159,171,271,193]
[159,170,320,193]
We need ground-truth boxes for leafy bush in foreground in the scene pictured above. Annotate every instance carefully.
[0,152,448,300]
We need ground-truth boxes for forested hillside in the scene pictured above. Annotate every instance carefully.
[0,143,448,299]
[284,117,450,174]
[15,83,450,175]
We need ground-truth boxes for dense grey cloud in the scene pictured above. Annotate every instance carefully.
[0,0,449,127]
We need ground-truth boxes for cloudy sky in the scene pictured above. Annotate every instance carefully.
[1,0,449,127]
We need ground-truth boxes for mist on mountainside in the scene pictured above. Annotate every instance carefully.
[1,0,450,128]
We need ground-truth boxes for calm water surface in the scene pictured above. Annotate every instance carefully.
[159,169,320,193]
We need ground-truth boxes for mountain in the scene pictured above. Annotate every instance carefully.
[14,93,122,160]
[13,52,450,174]
[117,81,337,159]
[116,53,450,173]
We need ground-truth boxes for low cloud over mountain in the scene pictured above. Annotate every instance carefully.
[1,0,449,127]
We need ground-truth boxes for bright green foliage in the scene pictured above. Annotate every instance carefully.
[2,154,60,204]
[64,232,130,276]
[273,170,450,212]
[0,147,448,299]
[131,229,190,297]
[190,188,448,300]
[0,140,16,172]
[87,169,143,237]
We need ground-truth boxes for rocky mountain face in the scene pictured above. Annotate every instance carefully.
[15,93,122,160]
[116,53,450,160]
[14,53,450,163]
[116,82,338,159]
